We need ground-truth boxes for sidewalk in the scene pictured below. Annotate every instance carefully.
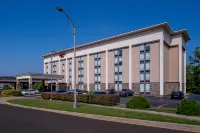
[4,102,200,133]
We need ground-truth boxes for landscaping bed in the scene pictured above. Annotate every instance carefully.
[41,93,120,106]
[7,99,200,126]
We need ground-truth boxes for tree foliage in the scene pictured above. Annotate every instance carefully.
[33,83,43,91]
[187,47,200,94]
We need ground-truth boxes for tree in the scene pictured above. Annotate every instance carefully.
[33,83,43,91]
[187,47,200,94]
[3,85,11,90]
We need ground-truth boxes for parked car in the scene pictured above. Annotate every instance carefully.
[52,90,67,94]
[107,89,118,94]
[92,91,107,95]
[0,87,3,94]
[21,89,39,95]
[171,91,184,99]
[66,89,85,94]
[119,89,134,97]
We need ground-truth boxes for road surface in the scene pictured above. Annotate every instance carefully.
[0,104,192,133]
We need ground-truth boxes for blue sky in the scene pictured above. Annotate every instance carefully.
[0,0,199,76]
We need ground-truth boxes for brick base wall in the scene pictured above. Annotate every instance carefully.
[101,83,106,91]
[108,83,115,89]
[150,82,160,96]
[132,83,140,95]
[122,83,129,89]
[164,82,179,95]
[89,83,94,91]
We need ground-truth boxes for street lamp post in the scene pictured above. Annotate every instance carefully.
[51,51,56,93]
[55,6,77,108]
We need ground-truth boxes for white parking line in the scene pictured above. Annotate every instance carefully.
[157,103,168,108]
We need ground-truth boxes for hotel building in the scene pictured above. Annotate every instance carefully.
[41,22,190,96]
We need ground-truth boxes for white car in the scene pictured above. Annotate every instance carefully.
[21,89,39,95]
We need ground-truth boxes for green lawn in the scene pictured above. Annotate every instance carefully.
[146,107,177,114]
[7,99,200,126]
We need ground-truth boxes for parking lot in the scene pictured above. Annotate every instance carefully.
[120,94,200,108]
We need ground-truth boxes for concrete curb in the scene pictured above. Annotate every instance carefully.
[4,102,200,133]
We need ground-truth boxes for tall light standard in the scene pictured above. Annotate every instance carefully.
[51,51,56,93]
[55,6,77,108]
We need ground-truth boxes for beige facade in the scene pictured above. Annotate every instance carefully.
[122,48,129,83]
[150,42,160,82]
[101,52,106,83]
[108,51,114,83]
[168,46,179,82]
[132,46,140,83]
[42,22,190,95]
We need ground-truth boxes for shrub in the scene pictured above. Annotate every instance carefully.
[126,96,150,109]
[1,89,22,96]
[41,93,120,106]
[41,93,50,100]
[177,99,200,116]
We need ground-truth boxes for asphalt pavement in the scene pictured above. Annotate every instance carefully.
[0,104,191,133]
[120,94,200,108]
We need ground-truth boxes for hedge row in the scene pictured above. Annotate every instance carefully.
[1,89,22,96]
[41,93,120,106]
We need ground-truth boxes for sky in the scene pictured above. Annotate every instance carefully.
[0,0,199,76]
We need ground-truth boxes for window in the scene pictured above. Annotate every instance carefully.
[98,76,101,82]
[146,84,150,92]
[140,84,144,92]
[119,74,122,82]
[140,53,144,61]
[115,75,118,81]
[140,74,144,81]
[146,63,150,71]
[98,60,101,66]
[95,54,97,58]
[119,65,122,72]
[146,53,150,61]
[98,54,100,58]
[146,73,150,81]
[95,61,97,66]
[98,68,101,74]
[140,45,144,51]
[119,49,122,55]
[115,84,118,91]
[140,64,144,71]
[115,57,118,64]
[119,84,122,91]
[145,44,150,51]
[119,56,122,62]
[114,50,118,55]
[115,66,118,73]
[95,68,97,74]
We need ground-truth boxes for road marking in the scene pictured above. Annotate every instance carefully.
[157,103,168,108]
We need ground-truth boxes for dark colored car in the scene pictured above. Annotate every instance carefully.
[52,90,67,94]
[107,89,117,94]
[92,91,107,95]
[171,91,184,99]
[119,89,134,97]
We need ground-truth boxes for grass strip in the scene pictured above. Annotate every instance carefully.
[146,107,177,114]
[8,99,200,126]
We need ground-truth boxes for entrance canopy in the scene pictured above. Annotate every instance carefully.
[16,72,64,80]
[16,73,64,90]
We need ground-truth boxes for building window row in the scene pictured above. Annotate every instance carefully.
[140,44,150,93]
[68,59,72,89]
[114,49,123,91]
[94,53,101,91]
[78,56,84,90]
